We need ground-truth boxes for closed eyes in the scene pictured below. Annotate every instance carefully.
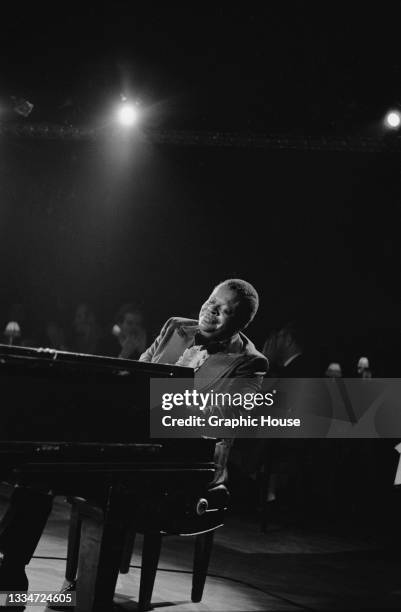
[207,300,232,316]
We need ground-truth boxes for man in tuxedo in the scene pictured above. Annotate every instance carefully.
[141,279,266,393]
[141,278,268,483]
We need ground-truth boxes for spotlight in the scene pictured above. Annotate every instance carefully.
[116,102,139,127]
[384,109,401,129]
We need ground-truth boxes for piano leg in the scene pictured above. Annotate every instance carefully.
[0,485,53,566]
[65,504,81,583]
[74,487,131,612]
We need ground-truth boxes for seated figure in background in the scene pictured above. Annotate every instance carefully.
[115,303,147,359]
[98,303,147,359]
[69,302,102,355]
[42,320,67,351]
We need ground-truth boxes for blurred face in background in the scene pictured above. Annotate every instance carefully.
[263,328,294,367]
[120,311,144,340]
[73,303,95,335]
[46,321,65,347]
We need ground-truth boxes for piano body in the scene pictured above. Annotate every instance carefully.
[0,344,218,611]
[0,342,191,442]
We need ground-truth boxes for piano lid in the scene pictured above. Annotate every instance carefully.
[0,343,193,379]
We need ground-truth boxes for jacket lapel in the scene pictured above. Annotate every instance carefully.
[195,353,244,390]
[194,330,247,389]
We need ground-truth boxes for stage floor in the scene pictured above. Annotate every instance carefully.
[0,496,397,611]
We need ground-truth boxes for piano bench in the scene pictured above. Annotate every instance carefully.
[65,484,229,612]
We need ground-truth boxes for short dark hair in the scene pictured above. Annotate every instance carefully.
[264,320,307,352]
[217,279,259,329]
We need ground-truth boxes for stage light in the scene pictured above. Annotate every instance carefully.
[384,110,401,129]
[116,102,139,127]
[112,324,121,337]
[4,321,21,345]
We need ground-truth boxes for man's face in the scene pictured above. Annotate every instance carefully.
[198,285,242,340]
[74,304,90,334]
[120,312,143,339]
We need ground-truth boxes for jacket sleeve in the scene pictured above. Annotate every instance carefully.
[233,354,269,385]
[139,318,174,363]
[203,354,269,485]
[204,354,269,418]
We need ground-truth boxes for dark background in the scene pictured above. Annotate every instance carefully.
[1,3,401,373]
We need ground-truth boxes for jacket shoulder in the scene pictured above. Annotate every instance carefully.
[162,317,197,332]
[239,334,269,373]
[156,317,198,338]
[168,317,198,327]
[240,333,267,359]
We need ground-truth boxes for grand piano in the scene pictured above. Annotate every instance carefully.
[0,343,218,611]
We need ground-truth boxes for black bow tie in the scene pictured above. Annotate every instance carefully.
[194,332,231,354]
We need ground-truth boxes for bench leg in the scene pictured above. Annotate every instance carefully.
[138,532,162,612]
[119,525,136,574]
[191,531,214,603]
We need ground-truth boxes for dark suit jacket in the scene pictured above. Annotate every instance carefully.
[140,317,267,387]
[140,317,268,483]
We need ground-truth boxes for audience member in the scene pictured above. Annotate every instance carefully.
[114,303,147,359]
[325,362,342,377]
[357,356,372,378]
[69,303,102,354]
[41,320,67,351]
